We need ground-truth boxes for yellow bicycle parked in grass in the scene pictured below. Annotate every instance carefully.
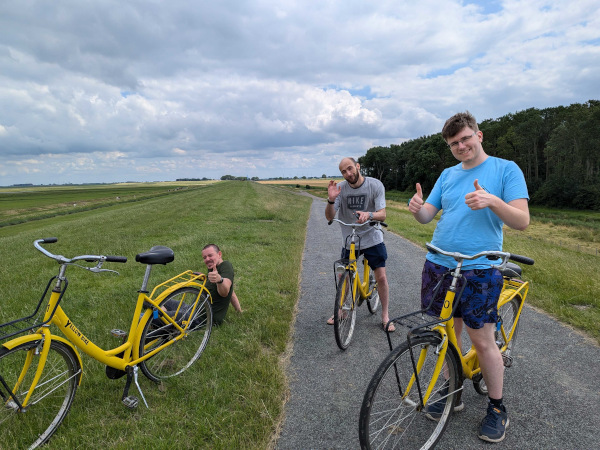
[0,238,213,449]
[359,243,534,449]
[329,218,387,350]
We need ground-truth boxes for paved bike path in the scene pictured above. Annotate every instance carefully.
[276,195,600,449]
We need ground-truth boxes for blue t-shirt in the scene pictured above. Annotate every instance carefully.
[426,157,529,269]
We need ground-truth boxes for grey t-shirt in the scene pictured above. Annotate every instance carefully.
[333,176,386,250]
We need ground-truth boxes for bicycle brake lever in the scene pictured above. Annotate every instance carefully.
[70,262,120,275]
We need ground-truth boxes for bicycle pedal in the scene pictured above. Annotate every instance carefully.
[502,354,513,367]
[111,329,127,339]
[122,396,139,409]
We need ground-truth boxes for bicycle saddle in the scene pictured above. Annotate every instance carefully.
[501,262,522,277]
[135,246,175,265]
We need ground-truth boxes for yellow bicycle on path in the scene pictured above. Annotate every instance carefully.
[329,218,387,350]
[0,238,213,449]
[359,243,534,449]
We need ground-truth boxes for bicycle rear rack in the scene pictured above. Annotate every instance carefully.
[147,270,206,301]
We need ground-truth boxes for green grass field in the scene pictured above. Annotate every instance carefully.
[0,181,310,449]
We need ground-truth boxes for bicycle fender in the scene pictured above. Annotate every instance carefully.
[2,334,83,385]
[409,329,465,381]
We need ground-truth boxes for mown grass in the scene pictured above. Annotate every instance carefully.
[0,182,215,228]
[0,181,311,449]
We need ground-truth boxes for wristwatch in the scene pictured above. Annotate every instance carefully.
[327,199,335,204]
[369,212,374,220]
[217,276,224,284]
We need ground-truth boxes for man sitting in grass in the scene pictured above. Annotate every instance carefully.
[201,243,242,325]
[155,244,242,328]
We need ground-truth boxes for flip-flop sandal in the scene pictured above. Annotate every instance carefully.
[327,316,335,325]
[382,322,396,332]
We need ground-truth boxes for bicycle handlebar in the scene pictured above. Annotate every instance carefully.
[426,242,534,267]
[328,218,388,228]
[34,238,128,265]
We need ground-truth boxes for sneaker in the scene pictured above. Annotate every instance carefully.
[424,385,464,421]
[478,402,509,443]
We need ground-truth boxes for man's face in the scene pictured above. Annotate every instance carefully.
[339,159,361,185]
[446,127,483,166]
[202,247,223,270]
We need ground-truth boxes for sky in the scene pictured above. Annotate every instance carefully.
[1,0,599,185]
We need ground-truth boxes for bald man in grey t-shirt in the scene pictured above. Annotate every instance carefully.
[325,157,393,332]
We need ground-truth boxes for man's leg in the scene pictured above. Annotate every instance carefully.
[373,266,392,330]
[467,323,509,442]
[466,323,504,397]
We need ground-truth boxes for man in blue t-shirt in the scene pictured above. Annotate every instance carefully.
[408,111,529,443]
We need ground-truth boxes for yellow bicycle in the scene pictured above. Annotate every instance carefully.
[329,218,387,350]
[359,243,534,449]
[0,238,213,449]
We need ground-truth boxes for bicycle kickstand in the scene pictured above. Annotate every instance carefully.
[122,366,149,409]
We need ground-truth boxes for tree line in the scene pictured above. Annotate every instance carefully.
[358,100,600,210]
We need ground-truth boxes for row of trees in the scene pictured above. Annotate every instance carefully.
[358,100,600,210]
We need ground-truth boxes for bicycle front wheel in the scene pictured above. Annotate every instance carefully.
[366,271,380,314]
[139,287,213,382]
[334,270,357,350]
[359,334,459,449]
[0,340,80,449]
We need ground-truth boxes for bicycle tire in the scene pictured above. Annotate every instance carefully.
[359,334,459,449]
[334,270,357,350]
[366,271,380,314]
[496,295,522,356]
[139,287,212,382]
[0,340,80,449]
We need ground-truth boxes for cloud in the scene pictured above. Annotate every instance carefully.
[0,0,598,184]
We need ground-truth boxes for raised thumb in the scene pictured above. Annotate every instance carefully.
[474,179,483,191]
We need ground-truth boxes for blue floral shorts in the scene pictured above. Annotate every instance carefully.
[421,260,503,329]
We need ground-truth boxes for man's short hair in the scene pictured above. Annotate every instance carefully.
[202,244,220,253]
[442,111,479,140]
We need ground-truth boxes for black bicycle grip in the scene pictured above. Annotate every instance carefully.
[509,253,534,265]
[328,220,333,225]
[371,221,388,227]
[43,237,58,244]
[106,256,128,263]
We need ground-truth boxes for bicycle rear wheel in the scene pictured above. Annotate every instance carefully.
[139,287,212,382]
[366,271,380,314]
[496,295,522,356]
[334,270,357,350]
[359,334,459,449]
[0,340,80,449]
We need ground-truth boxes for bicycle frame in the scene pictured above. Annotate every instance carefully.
[392,245,533,408]
[52,271,207,369]
[332,219,380,304]
[1,269,208,409]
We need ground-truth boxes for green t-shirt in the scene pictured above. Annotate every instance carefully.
[206,260,234,325]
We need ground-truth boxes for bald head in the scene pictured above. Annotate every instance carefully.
[339,157,362,186]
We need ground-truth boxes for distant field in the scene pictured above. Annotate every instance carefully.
[0,181,215,228]
[259,178,341,187]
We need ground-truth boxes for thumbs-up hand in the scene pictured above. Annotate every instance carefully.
[408,183,424,214]
[465,178,493,210]
[208,265,221,284]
